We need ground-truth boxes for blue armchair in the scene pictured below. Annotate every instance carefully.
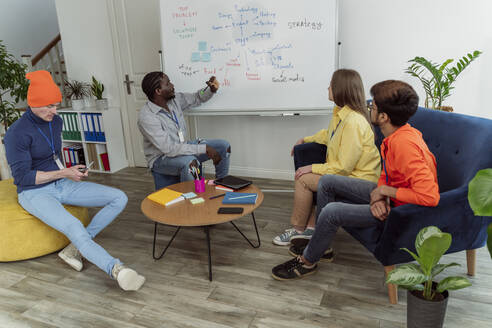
[293,107,492,303]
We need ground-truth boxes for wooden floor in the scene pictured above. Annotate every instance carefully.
[1,167,492,328]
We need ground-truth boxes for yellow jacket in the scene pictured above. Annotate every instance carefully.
[303,105,381,182]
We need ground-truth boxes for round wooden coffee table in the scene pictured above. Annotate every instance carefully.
[141,181,264,281]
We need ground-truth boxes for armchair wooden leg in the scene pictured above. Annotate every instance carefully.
[384,265,398,304]
[466,249,476,276]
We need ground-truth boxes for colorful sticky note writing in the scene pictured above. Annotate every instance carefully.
[198,41,207,51]
[190,197,205,205]
[201,52,211,62]
[191,52,201,62]
[182,192,197,199]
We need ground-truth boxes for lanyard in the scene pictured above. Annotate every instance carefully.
[28,115,55,156]
[172,111,179,129]
[330,119,342,140]
[163,110,180,129]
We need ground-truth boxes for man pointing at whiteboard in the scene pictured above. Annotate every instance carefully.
[138,72,231,185]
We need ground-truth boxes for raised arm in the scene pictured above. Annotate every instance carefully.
[178,76,220,111]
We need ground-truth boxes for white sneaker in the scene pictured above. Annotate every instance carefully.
[111,263,145,291]
[273,228,314,246]
[273,228,300,246]
[58,243,83,272]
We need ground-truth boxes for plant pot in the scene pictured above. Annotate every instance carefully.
[407,286,449,328]
[84,97,95,108]
[95,98,108,110]
[439,106,454,112]
[71,99,85,111]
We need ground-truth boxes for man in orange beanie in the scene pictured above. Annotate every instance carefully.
[4,70,145,291]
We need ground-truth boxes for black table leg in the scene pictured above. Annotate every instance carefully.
[230,211,261,248]
[204,225,212,281]
[153,222,180,260]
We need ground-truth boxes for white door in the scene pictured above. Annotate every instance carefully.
[111,0,161,167]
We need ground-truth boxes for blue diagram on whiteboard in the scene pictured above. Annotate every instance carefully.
[191,41,212,62]
[161,0,337,110]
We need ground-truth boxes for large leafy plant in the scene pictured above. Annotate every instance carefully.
[386,226,471,301]
[0,40,29,129]
[406,50,482,109]
[468,168,492,258]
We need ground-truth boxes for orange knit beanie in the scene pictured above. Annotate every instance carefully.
[26,70,62,107]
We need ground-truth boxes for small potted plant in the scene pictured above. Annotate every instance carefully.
[91,76,107,110]
[405,50,482,111]
[64,79,90,110]
[468,168,492,258]
[386,226,472,328]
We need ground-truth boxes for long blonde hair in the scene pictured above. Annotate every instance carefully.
[330,69,370,124]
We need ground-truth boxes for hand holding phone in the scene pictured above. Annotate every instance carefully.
[78,161,94,173]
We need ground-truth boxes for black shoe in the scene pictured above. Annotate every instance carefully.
[271,256,318,281]
[288,238,334,262]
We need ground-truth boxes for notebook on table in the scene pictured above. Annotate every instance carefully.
[215,175,252,190]
[148,188,184,206]
[222,192,258,205]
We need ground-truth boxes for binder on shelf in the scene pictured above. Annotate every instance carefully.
[72,114,81,141]
[63,147,72,168]
[82,113,96,141]
[95,114,106,142]
[62,143,85,167]
[89,114,97,141]
[100,153,110,171]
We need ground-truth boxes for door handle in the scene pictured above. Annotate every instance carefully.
[123,74,134,95]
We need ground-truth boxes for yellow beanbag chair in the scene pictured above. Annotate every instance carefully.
[0,179,90,262]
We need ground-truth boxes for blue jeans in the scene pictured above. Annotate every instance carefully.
[152,139,230,181]
[18,178,128,276]
[303,174,379,264]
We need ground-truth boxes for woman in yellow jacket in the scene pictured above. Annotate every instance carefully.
[273,69,381,245]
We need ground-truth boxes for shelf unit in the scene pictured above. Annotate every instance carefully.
[58,107,128,174]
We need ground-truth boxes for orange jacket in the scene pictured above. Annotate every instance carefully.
[378,124,440,207]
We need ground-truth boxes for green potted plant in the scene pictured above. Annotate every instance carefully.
[405,50,482,111]
[91,76,107,110]
[0,40,29,130]
[0,40,29,180]
[386,226,471,328]
[468,168,492,258]
[64,79,90,110]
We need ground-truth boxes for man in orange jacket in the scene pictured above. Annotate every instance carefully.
[272,80,440,280]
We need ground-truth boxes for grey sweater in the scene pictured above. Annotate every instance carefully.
[137,88,214,168]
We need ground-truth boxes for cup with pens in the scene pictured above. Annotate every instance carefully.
[191,164,205,193]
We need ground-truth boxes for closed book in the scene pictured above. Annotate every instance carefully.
[148,188,184,206]
[222,192,257,205]
[216,185,233,192]
[100,152,110,171]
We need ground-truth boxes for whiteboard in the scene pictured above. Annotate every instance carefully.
[160,0,338,112]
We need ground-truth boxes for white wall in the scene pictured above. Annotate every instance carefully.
[55,0,121,107]
[339,0,492,119]
[0,0,59,60]
[193,114,330,179]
